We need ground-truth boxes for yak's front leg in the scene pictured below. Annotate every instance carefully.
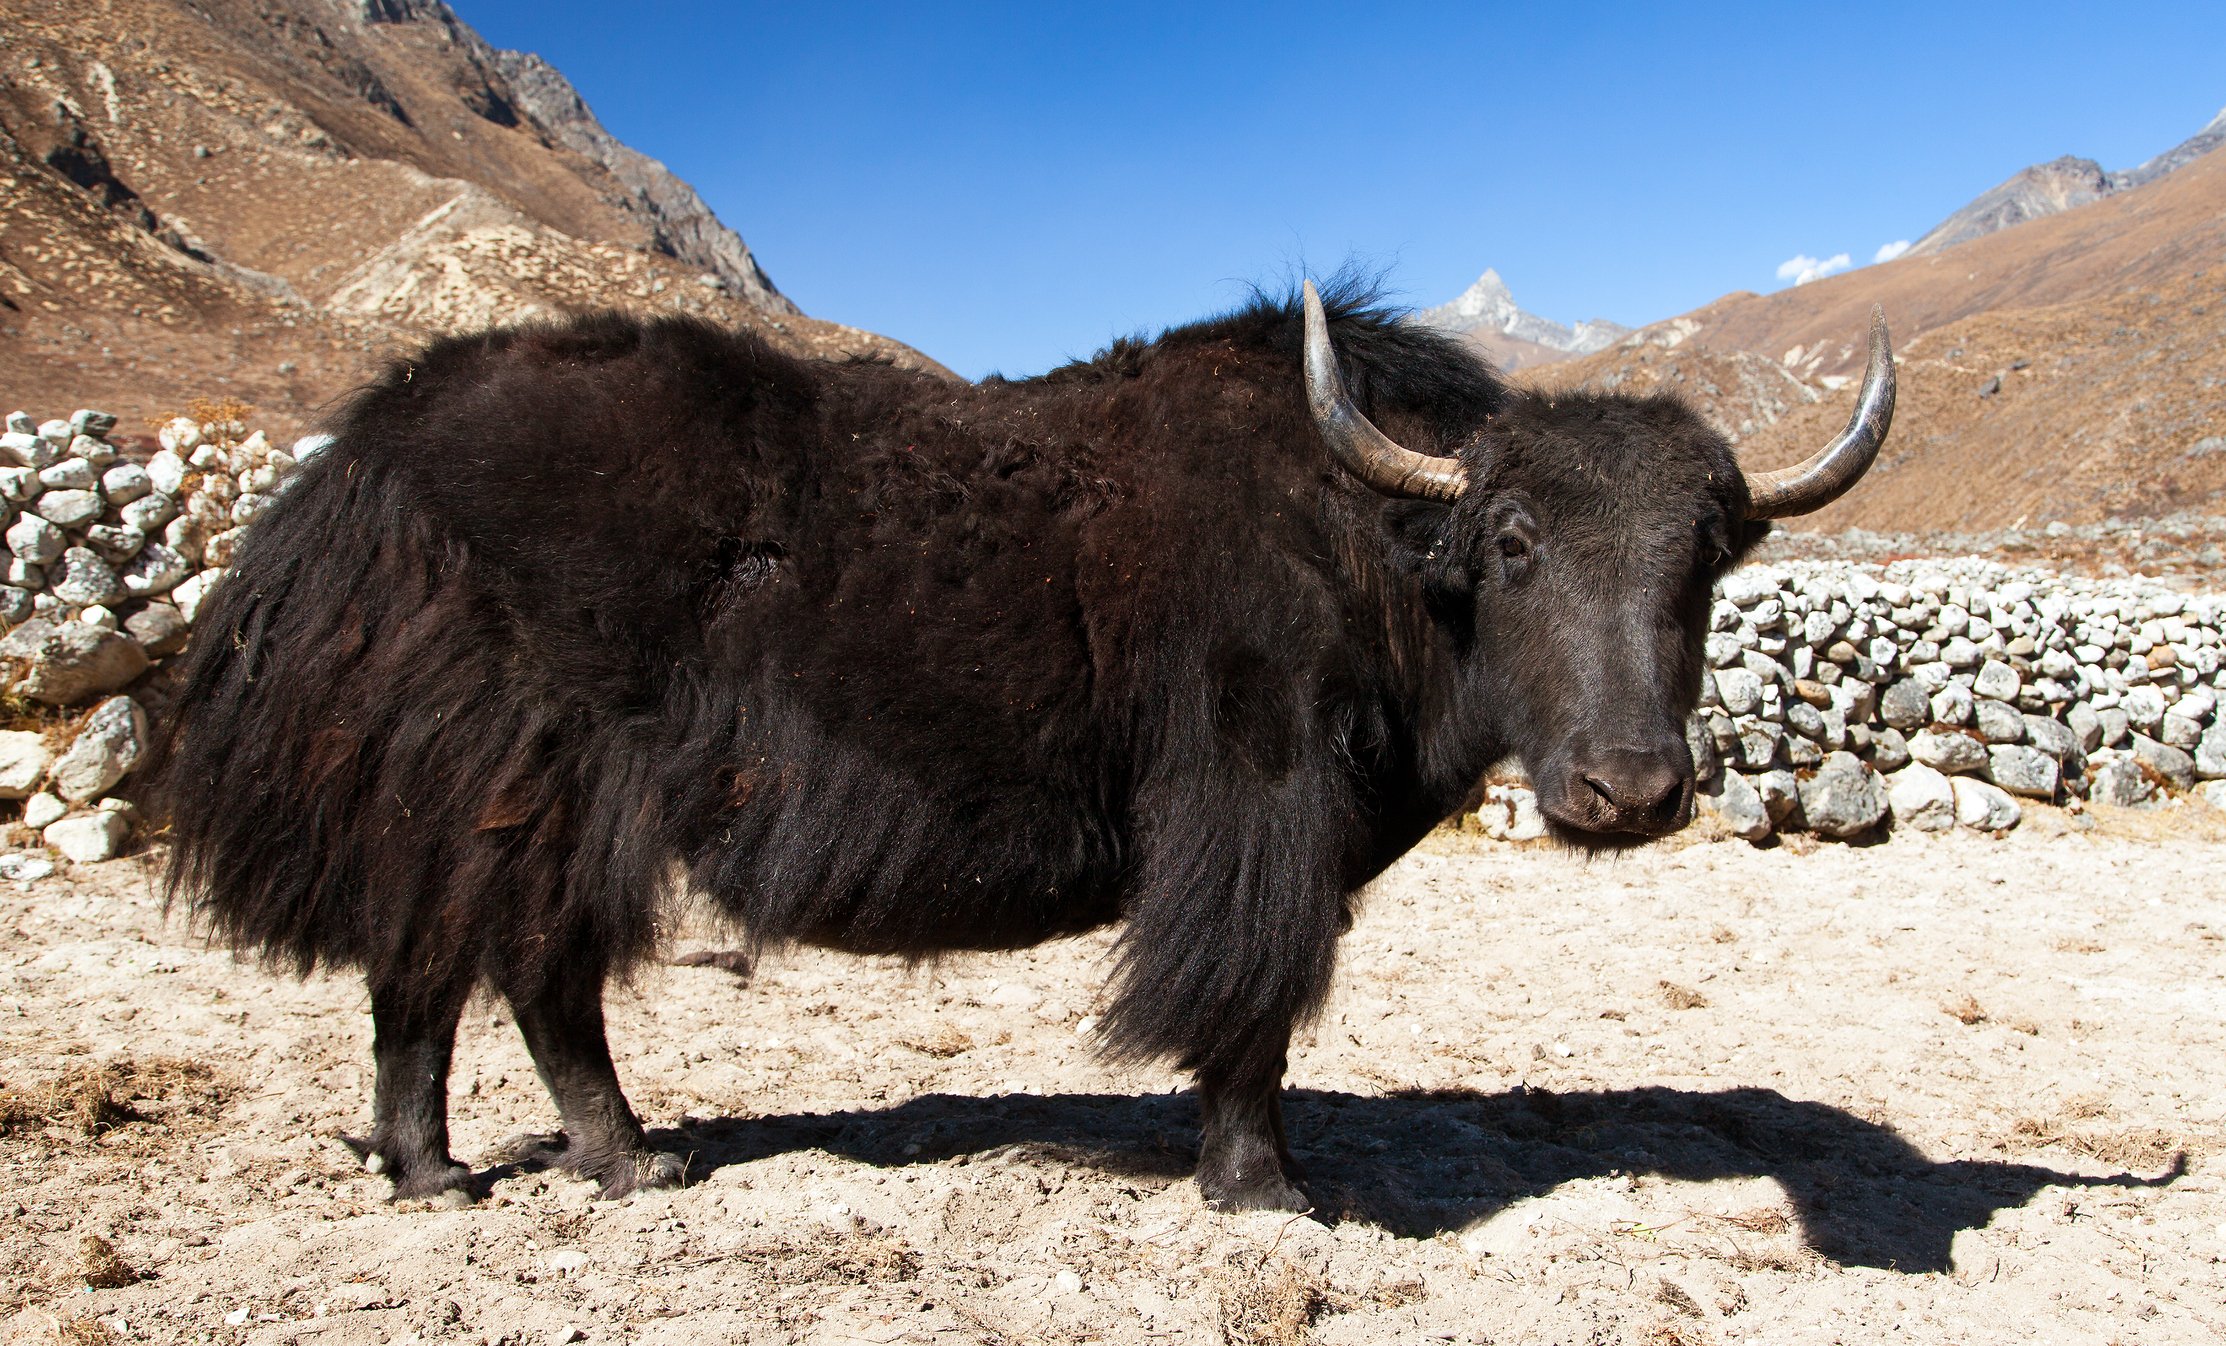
[1196,1029,1308,1212]
[501,967,685,1198]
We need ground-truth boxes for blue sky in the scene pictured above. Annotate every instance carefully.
[456,1,2226,379]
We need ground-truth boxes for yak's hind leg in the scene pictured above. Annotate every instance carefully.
[500,966,685,1198]
[361,974,475,1203]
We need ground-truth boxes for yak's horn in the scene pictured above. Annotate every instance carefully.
[1744,306,1896,519]
[1302,280,1466,502]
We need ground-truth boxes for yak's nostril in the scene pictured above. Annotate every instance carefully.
[1579,756,1687,815]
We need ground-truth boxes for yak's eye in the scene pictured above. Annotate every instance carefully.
[1497,533,1530,560]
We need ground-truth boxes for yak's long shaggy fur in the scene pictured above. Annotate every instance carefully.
[149,280,1758,1209]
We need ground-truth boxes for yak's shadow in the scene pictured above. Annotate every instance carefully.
[643,1084,2180,1273]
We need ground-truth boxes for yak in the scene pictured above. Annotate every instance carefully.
[150,279,1893,1212]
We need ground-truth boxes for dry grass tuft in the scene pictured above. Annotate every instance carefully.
[2053,936,2106,954]
[1639,1322,1714,1346]
[57,1319,120,1346]
[1715,1207,1791,1235]
[733,1229,919,1285]
[79,1235,139,1289]
[2009,1116,2190,1170]
[1710,925,1739,944]
[1654,1280,1706,1317]
[899,1025,975,1059]
[1215,1253,1348,1346]
[1659,981,1709,1011]
[1944,994,1989,1026]
[0,1057,229,1139]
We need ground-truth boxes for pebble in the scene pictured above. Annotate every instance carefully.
[22,791,65,830]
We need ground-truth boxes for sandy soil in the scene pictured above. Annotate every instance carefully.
[3,815,2222,1346]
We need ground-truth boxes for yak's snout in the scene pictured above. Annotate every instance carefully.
[1539,740,1694,840]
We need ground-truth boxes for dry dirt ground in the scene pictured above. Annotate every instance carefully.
[3,817,2222,1346]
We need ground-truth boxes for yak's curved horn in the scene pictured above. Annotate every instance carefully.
[1302,279,1466,502]
[1744,305,1896,519]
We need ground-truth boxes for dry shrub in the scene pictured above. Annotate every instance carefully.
[1709,925,1738,945]
[900,1025,974,1059]
[78,1235,138,1289]
[2053,937,2105,954]
[1639,1323,1713,1346]
[734,1229,918,1285]
[1659,981,1709,1010]
[1215,1253,1345,1346]
[1943,994,1988,1025]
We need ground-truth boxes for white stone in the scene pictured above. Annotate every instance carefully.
[146,449,190,496]
[231,493,271,526]
[100,463,152,504]
[0,730,52,798]
[1886,763,1956,832]
[1951,777,2021,832]
[30,488,102,529]
[157,416,202,452]
[0,466,39,502]
[78,605,118,632]
[173,570,222,623]
[44,809,130,863]
[37,458,96,492]
[121,492,177,533]
[22,790,65,829]
[163,515,208,566]
[117,543,192,597]
[1714,668,1763,716]
[1909,729,1988,774]
[50,695,147,802]
[1985,744,2059,799]
[1704,772,1771,841]
[1973,659,2021,701]
[5,512,63,564]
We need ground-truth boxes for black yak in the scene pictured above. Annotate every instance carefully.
[152,280,1893,1211]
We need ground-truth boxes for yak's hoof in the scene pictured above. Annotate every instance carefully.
[1198,1159,1310,1214]
[383,1157,476,1204]
[348,1135,477,1205]
[499,1129,686,1198]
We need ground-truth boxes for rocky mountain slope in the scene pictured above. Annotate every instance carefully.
[1417,268,1628,372]
[0,0,938,436]
[1906,107,2226,258]
[1530,110,2226,532]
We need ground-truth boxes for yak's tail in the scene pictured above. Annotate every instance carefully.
[144,439,664,1007]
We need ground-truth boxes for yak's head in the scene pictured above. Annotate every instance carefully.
[1301,281,1895,850]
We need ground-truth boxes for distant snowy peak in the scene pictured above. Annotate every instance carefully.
[1418,269,1628,356]
[1908,105,2226,259]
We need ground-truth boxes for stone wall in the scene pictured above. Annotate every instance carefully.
[0,408,326,865]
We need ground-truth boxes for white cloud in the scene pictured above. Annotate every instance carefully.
[1775,252,1852,286]
[1873,239,1912,264]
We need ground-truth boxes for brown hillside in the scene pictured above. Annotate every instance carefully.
[1532,143,2226,530]
[0,0,944,434]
